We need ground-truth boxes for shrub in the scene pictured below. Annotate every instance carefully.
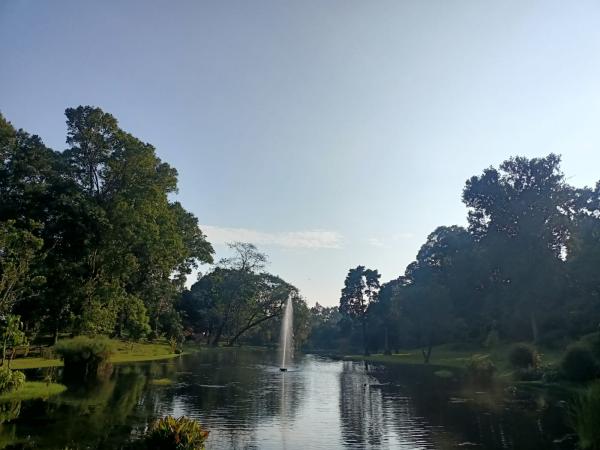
[509,343,538,369]
[0,367,25,394]
[140,416,209,450]
[570,381,600,449]
[54,336,113,381]
[513,367,543,382]
[466,354,496,384]
[561,345,598,383]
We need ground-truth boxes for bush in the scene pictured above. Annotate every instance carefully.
[466,354,496,384]
[513,367,543,382]
[54,336,113,381]
[140,416,209,450]
[571,381,600,449]
[509,343,538,369]
[561,345,598,383]
[0,367,25,394]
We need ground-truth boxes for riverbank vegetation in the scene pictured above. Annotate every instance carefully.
[0,107,307,397]
[309,155,600,390]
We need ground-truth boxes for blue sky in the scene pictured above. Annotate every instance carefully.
[2,1,600,306]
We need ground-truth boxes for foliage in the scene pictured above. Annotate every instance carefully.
[0,108,213,342]
[180,244,304,348]
[0,314,27,368]
[561,345,598,382]
[139,415,209,450]
[0,220,44,313]
[570,381,600,450]
[508,343,538,369]
[0,367,25,394]
[339,266,380,356]
[54,336,113,380]
[466,354,496,384]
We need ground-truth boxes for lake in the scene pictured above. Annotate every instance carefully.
[0,349,576,449]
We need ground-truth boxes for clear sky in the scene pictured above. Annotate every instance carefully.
[2,1,600,306]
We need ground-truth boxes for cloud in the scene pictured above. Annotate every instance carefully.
[201,225,343,249]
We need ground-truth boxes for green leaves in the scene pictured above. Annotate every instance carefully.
[0,106,214,339]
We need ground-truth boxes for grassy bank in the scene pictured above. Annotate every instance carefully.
[0,381,67,402]
[10,340,182,370]
[343,343,564,376]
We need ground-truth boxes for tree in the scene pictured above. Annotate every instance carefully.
[0,107,214,340]
[180,243,301,347]
[462,154,570,342]
[218,242,267,272]
[370,277,407,355]
[0,221,44,314]
[0,314,26,368]
[339,266,380,355]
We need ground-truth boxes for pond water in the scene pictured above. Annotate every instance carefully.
[0,349,576,449]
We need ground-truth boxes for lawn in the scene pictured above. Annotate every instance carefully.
[9,339,182,370]
[0,381,67,402]
[344,342,564,375]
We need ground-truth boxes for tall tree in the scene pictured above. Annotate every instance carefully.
[462,154,570,342]
[339,266,380,355]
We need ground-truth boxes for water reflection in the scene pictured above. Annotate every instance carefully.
[0,350,576,450]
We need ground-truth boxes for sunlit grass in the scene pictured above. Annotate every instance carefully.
[9,339,184,370]
[150,378,173,386]
[0,381,66,402]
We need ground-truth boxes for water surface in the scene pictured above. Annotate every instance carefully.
[0,349,575,449]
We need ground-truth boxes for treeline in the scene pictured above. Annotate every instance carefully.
[0,106,214,343]
[309,155,600,360]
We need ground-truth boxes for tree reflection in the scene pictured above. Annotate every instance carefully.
[339,361,385,448]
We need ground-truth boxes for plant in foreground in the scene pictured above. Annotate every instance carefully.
[571,381,600,450]
[140,415,209,450]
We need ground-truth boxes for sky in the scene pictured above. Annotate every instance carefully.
[2,1,600,306]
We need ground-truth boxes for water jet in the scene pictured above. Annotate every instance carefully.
[278,294,294,371]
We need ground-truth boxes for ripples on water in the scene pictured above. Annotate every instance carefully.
[0,350,574,449]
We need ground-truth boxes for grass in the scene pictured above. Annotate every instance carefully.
[9,339,183,370]
[344,342,565,376]
[0,381,67,402]
[150,378,173,386]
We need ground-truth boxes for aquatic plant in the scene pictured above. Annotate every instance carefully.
[140,415,209,450]
[571,381,600,449]
[54,336,113,381]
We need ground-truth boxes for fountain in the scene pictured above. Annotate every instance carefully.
[279,294,294,371]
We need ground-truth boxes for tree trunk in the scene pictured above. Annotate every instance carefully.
[53,327,59,345]
[383,326,391,355]
[422,345,432,364]
[211,323,224,347]
[362,319,369,356]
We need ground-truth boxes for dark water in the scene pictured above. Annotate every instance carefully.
[0,349,576,449]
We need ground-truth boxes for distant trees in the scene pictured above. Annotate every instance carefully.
[179,242,310,348]
[0,107,214,341]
